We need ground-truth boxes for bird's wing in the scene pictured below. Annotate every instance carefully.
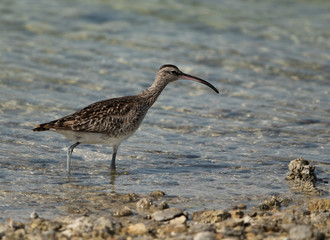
[33,96,143,134]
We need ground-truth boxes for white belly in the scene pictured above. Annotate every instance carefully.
[54,130,135,146]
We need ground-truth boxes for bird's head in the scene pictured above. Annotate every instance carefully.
[155,64,219,94]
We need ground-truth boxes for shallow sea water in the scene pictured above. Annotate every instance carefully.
[0,0,329,221]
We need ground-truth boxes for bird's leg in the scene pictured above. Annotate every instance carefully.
[67,142,80,173]
[111,145,119,171]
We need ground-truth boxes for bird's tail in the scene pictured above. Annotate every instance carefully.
[32,123,51,131]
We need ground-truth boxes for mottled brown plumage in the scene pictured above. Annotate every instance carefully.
[33,64,218,173]
[35,96,148,136]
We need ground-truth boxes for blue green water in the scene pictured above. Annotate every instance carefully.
[0,0,329,221]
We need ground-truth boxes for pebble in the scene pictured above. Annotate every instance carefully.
[13,228,26,239]
[157,201,169,210]
[189,223,216,234]
[169,215,187,225]
[94,217,115,234]
[8,218,25,230]
[192,209,231,223]
[310,212,330,228]
[30,210,39,219]
[114,206,133,217]
[194,231,216,240]
[152,207,183,221]
[232,204,247,210]
[157,223,187,237]
[123,193,138,202]
[0,222,8,234]
[149,190,165,198]
[248,211,257,217]
[307,199,330,212]
[289,225,313,240]
[265,195,282,208]
[229,209,244,218]
[136,198,153,211]
[62,217,93,237]
[127,223,148,235]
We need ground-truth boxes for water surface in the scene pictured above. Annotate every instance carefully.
[0,0,329,221]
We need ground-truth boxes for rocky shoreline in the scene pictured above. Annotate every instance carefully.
[1,158,329,240]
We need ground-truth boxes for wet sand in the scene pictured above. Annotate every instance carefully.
[1,158,329,240]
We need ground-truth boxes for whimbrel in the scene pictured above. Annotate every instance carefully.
[33,64,219,173]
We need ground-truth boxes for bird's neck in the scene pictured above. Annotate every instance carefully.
[138,78,168,107]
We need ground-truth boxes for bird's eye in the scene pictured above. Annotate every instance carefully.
[170,70,178,75]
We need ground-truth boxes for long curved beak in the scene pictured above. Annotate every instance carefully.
[181,73,219,94]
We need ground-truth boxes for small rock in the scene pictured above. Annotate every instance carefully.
[218,218,244,228]
[256,195,282,210]
[265,195,282,208]
[67,206,91,215]
[152,208,183,221]
[8,219,24,230]
[232,204,247,210]
[62,217,93,237]
[150,190,165,198]
[307,199,330,213]
[136,198,153,211]
[257,203,270,210]
[157,223,187,236]
[310,212,330,228]
[94,217,115,235]
[40,229,56,239]
[237,203,247,209]
[303,210,311,216]
[127,223,148,235]
[157,201,169,210]
[242,215,252,225]
[289,225,313,240]
[286,158,321,195]
[282,197,293,206]
[114,206,132,217]
[189,223,216,234]
[286,157,317,182]
[192,209,231,223]
[229,209,244,218]
[14,228,26,239]
[123,193,138,202]
[248,211,257,217]
[0,222,8,234]
[30,211,39,219]
[194,231,216,240]
[169,215,187,225]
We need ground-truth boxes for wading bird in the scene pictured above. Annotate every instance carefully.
[33,64,219,173]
